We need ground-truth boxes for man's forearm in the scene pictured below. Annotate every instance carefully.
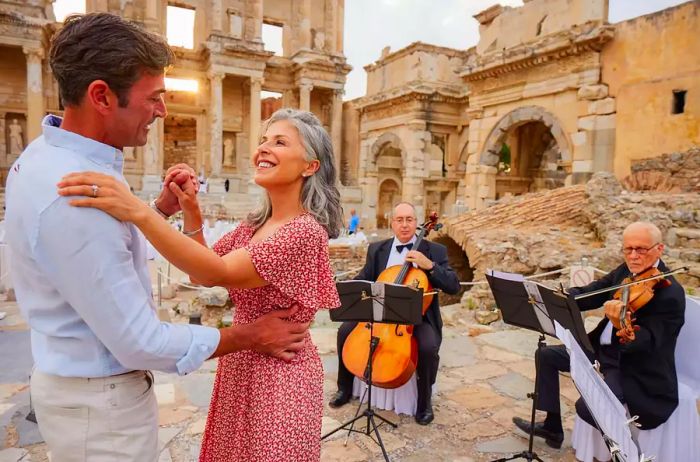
[208,324,254,359]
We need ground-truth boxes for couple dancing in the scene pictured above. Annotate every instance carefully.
[7,13,341,462]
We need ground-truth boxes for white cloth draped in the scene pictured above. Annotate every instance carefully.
[571,296,700,462]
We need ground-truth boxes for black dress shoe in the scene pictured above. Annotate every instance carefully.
[512,416,564,449]
[415,406,434,425]
[328,390,352,408]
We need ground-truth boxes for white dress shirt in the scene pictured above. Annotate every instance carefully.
[5,115,219,377]
[386,236,418,269]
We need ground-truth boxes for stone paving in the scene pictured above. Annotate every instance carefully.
[1,288,591,462]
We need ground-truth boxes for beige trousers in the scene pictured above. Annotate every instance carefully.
[30,370,158,462]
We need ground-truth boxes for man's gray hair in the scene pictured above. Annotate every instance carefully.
[247,108,343,238]
[623,221,663,244]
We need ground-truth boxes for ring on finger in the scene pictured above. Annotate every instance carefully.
[91,184,99,198]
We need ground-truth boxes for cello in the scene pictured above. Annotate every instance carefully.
[341,213,441,389]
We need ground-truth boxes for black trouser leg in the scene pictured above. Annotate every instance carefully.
[535,344,571,415]
[414,322,440,413]
[336,321,357,393]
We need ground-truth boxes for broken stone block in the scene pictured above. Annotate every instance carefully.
[577,84,608,101]
[475,309,500,325]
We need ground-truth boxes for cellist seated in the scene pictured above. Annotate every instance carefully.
[330,202,461,425]
[511,221,686,449]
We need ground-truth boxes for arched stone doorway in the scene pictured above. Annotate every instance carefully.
[432,235,472,305]
[481,106,571,199]
[372,132,405,228]
[377,178,400,229]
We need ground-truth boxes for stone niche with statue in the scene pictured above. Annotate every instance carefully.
[4,113,27,160]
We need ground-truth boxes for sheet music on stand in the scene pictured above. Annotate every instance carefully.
[487,270,557,337]
[556,325,641,462]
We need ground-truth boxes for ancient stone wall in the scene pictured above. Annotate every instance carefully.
[602,1,700,177]
[622,147,700,193]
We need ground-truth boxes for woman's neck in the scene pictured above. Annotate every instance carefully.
[267,183,305,223]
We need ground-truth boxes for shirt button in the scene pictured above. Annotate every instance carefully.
[110,384,116,389]
[199,345,207,352]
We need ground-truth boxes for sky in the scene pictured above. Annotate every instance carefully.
[52,0,691,100]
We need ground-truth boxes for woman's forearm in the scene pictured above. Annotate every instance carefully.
[134,206,229,286]
[181,205,210,285]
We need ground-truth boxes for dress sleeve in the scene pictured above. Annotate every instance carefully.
[212,225,243,257]
[245,217,340,310]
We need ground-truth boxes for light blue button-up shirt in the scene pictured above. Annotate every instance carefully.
[5,115,220,378]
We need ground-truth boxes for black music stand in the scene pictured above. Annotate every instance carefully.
[485,271,592,462]
[323,280,423,462]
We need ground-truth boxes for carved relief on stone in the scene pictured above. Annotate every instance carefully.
[7,117,25,155]
[312,30,325,50]
[222,133,236,168]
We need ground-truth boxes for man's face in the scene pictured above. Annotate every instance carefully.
[622,228,663,274]
[106,72,167,149]
[391,204,418,243]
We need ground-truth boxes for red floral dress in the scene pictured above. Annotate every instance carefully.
[199,213,340,462]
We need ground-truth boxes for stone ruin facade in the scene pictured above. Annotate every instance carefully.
[0,0,350,219]
[341,0,699,228]
[0,0,697,226]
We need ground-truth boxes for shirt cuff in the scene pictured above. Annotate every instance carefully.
[175,325,221,375]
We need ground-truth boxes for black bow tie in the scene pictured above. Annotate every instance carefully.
[396,243,413,253]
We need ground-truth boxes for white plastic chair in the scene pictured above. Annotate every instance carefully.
[572,296,700,461]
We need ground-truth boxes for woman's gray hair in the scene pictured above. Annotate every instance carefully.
[247,108,343,238]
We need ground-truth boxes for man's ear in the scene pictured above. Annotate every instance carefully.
[85,80,117,115]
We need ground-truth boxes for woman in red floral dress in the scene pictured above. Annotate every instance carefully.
[57,109,343,461]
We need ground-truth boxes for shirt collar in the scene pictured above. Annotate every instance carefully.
[42,115,125,172]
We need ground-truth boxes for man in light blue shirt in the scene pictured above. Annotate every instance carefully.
[5,13,307,461]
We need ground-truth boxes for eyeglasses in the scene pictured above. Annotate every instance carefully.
[621,243,659,255]
[392,217,416,225]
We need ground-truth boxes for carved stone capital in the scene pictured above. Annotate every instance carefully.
[22,46,44,61]
[207,71,226,82]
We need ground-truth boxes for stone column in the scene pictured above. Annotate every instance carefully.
[298,0,311,49]
[331,89,343,178]
[209,72,225,177]
[23,47,44,144]
[299,82,313,112]
[249,76,263,158]
[0,114,6,162]
[247,0,263,41]
[142,118,164,193]
[282,89,295,108]
[212,0,223,32]
[324,0,337,53]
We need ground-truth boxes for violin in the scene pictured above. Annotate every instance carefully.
[341,213,441,389]
[573,266,687,344]
[613,267,671,343]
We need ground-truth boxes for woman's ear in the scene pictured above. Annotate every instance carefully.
[303,159,320,177]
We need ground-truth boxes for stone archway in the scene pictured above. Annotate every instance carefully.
[377,178,401,229]
[371,131,406,163]
[480,106,571,199]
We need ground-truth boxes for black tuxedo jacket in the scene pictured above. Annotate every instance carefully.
[569,261,685,429]
[354,238,461,340]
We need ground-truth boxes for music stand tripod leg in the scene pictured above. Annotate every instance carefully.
[320,320,397,461]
